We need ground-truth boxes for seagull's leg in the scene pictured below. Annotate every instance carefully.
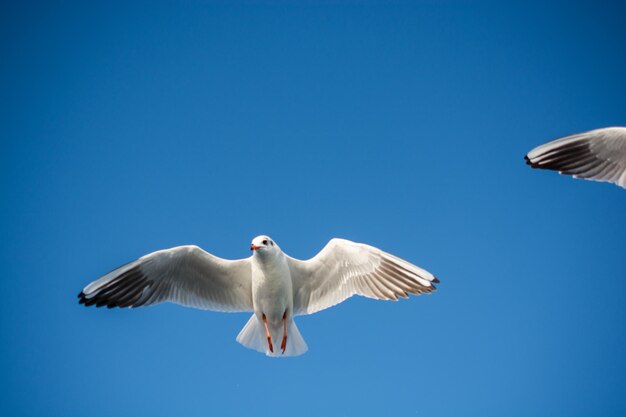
[262,313,273,353]
[281,311,287,354]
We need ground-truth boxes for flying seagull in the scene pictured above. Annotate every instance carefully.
[525,127,626,189]
[78,236,439,357]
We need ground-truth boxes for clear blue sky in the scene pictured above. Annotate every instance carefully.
[2,1,625,416]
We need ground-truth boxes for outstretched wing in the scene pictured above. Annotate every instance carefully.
[525,127,626,189]
[78,245,253,312]
[287,238,438,316]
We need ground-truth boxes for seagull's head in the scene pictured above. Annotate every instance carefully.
[250,235,279,257]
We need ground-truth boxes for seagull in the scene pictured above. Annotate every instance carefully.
[525,127,626,189]
[78,236,439,357]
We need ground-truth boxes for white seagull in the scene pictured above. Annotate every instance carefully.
[79,236,439,357]
[525,127,626,189]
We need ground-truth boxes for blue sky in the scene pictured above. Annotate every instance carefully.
[2,1,625,416]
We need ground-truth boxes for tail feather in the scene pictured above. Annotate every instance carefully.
[236,314,308,357]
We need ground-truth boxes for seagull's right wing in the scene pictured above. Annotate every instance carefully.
[525,127,626,189]
[78,245,253,312]
[287,238,438,316]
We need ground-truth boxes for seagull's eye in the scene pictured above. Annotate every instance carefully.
[270,241,274,246]
[262,239,268,245]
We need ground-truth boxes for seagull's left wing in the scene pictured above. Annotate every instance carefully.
[525,127,626,189]
[78,245,253,312]
[287,238,438,316]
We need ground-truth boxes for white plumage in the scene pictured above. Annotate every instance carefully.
[79,236,439,357]
[525,127,626,189]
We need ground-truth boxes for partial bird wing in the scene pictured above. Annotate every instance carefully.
[287,238,438,316]
[78,245,253,312]
[525,127,626,189]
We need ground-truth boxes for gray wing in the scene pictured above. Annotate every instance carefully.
[287,238,439,316]
[525,127,626,189]
[78,245,253,312]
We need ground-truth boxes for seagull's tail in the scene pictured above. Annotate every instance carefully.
[236,314,308,357]
[283,319,308,357]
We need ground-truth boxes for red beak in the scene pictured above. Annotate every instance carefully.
[250,244,260,251]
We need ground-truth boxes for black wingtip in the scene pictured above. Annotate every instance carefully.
[78,291,97,307]
[524,154,536,167]
[78,291,86,303]
[77,267,152,309]
[432,276,440,284]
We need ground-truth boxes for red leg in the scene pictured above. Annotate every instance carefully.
[281,311,287,354]
[262,314,273,353]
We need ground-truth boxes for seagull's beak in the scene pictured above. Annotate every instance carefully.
[250,244,261,251]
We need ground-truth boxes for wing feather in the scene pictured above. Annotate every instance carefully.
[525,127,626,189]
[78,245,253,312]
[288,238,438,316]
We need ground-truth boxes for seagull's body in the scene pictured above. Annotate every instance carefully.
[525,127,626,189]
[79,236,438,357]
[248,237,295,354]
